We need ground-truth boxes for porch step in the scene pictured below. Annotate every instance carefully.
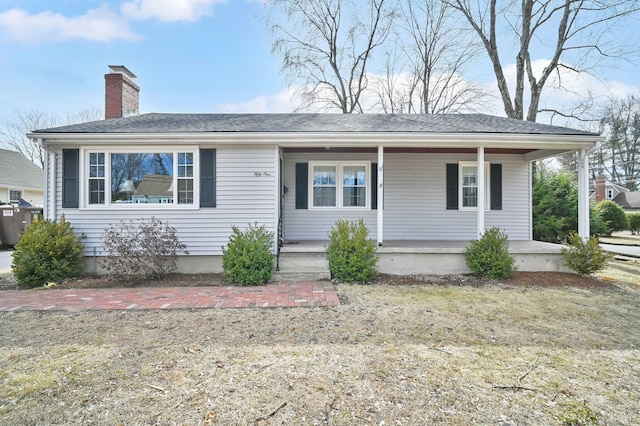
[271,271,331,282]
[275,251,330,281]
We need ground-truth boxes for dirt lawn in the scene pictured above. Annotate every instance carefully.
[1,267,639,425]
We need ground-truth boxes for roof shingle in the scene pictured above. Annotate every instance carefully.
[0,149,44,190]
[32,113,598,136]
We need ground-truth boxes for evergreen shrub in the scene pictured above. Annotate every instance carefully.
[222,223,274,286]
[595,200,628,236]
[628,213,640,235]
[562,232,611,276]
[464,227,517,280]
[12,216,84,287]
[327,219,377,283]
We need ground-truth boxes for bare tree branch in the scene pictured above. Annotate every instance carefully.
[446,0,640,122]
[0,108,104,167]
[268,0,394,113]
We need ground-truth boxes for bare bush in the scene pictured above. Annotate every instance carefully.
[100,217,188,279]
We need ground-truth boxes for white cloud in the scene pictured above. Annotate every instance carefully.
[120,0,225,22]
[0,7,139,44]
[213,87,299,113]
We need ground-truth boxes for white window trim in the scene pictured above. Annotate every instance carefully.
[459,161,490,211]
[308,161,370,210]
[80,146,200,210]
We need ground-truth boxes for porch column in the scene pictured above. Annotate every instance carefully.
[477,146,485,238]
[377,145,384,246]
[577,148,590,239]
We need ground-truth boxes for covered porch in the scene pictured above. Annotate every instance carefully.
[278,240,568,276]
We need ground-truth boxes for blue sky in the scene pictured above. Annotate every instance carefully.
[0,0,639,125]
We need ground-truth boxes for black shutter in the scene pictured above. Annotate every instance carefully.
[62,149,79,208]
[200,149,216,207]
[446,163,458,210]
[371,163,378,210]
[490,163,502,210]
[295,163,308,209]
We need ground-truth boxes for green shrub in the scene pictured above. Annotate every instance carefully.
[12,216,84,287]
[590,205,608,237]
[532,168,578,243]
[595,200,628,236]
[222,223,274,286]
[327,219,377,283]
[562,232,611,276]
[464,227,517,280]
[628,213,640,235]
[101,217,188,279]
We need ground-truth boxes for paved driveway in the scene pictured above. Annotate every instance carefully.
[601,243,640,258]
[0,249,12,273]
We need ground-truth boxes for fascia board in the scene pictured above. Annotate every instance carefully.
[29,131,602,150]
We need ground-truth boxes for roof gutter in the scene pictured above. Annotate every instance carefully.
[28,131,603,150]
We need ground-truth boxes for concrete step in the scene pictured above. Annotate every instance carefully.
[271,270,331,282]
[277,251,329,271]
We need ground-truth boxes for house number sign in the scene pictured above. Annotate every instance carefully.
[253,171,272,177]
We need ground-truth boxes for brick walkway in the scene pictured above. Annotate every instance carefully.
[0,282,340,312]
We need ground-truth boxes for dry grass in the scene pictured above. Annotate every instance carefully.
[1,279,640,425]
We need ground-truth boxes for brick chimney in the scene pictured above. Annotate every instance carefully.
[595,174,606,203]
[105,65,139,120]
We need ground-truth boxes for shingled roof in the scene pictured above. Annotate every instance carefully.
[32,113,598,136]
[613,191,640,210]
[0,149,44,189]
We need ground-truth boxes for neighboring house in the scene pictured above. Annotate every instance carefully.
[612,192,640,213]
[590,174,630,203]
[27,66,601,275]
[0,149,44,207]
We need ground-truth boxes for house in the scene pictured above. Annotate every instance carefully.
[27,66,601,275]
[591,174,630,203]
[0,149,44,207]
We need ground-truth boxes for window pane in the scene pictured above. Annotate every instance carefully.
[178,152,193,177]
[343,187,365,207]
[313,187,336,206]
[463,187,477,207]
[89,153,105,178]
[89,179,105,204]
[462,166,477,186]
[178,179,194,204]
[111,153,173,204]
[343,165,366,207]
[343,166,366,186]
[313,166,336,186]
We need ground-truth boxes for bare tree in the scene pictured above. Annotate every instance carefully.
[592,95,640,190]
[268,0,395,113]
[447,0,640,122]
[0,111,59,167]
[0,108,103,167]
[374,0,488,114]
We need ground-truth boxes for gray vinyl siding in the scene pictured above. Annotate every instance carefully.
[384,153,530,240]
[52,145,277,256]
[284,152,531,241]
[284,152,378,241]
